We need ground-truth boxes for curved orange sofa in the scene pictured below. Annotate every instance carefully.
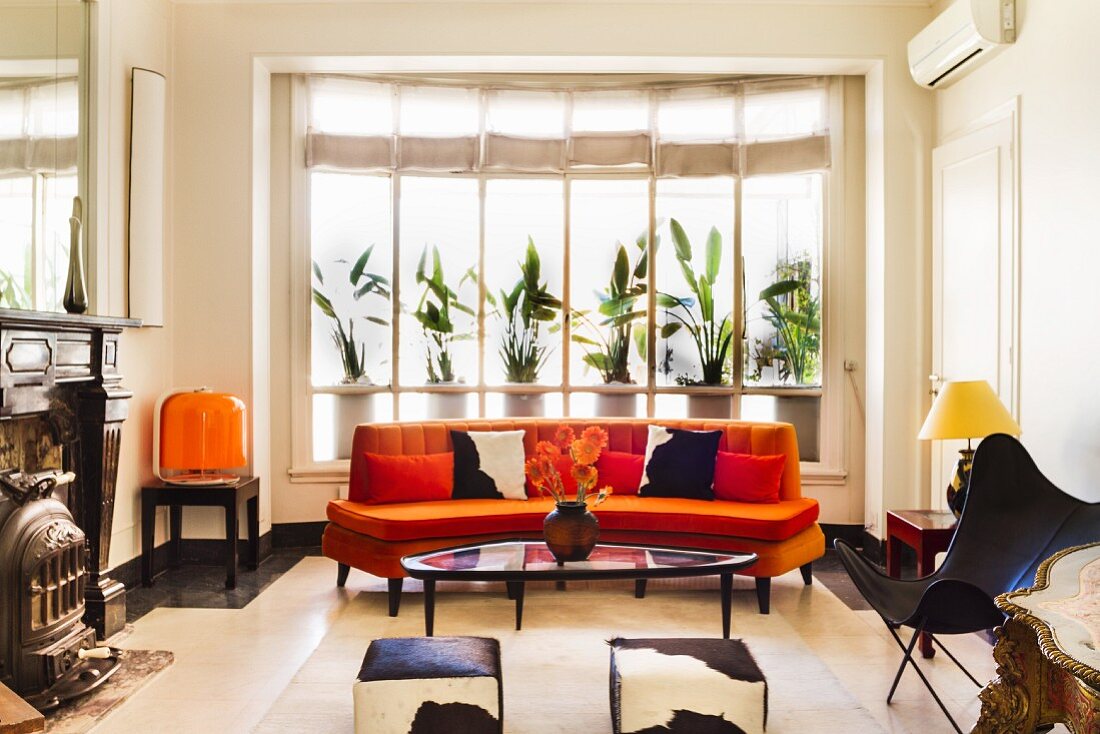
[323,419,826,615]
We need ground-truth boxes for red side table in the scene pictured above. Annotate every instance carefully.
[885,509,958,658]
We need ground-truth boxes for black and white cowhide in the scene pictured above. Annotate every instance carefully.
[451,430,528,500]
[354,636,503,734]
[610,638,768,734]
[637,426,722,500]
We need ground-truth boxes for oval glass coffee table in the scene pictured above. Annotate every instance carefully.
[401,540,757,638]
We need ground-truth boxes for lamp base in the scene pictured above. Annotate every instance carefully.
[945,448,975,518]
[163,472,241,487]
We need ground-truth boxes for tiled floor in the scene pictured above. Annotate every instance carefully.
[86,550,1046,734]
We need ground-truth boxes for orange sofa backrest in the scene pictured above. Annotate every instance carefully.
[348,419,803,502]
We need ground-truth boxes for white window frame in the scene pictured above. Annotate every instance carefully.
[0,170,73,312]
[288,76,848,485]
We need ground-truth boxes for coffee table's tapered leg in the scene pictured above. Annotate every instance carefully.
[513,581,526,630]
[721,573,733,639]
[424,579,436,637]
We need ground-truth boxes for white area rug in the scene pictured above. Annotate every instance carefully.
[253,570,997,733]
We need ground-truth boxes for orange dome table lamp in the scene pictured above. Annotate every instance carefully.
[154,388,248,486]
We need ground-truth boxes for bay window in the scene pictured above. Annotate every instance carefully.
[295,74,837,466]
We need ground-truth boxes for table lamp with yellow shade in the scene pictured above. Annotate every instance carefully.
[919,379,1021,517]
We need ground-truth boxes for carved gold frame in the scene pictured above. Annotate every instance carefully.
[996,541,1100,690]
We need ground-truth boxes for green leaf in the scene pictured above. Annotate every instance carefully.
[349,244,375,286]
[415,246,429,283]
[612,245,629,295]
[571,334,600,346]
[759,279,801,300]
[670,218,692,263]
[633,250,648,281]
[365,316,388,326]
[311,260,324,285]
[660,322,683,339]
[311,288,336,319]
[704,227,721,284]
[583,353,612,370]
[633,323,647,360]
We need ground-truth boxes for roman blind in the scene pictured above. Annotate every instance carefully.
[304,75,831,177]
[0,79,79,175]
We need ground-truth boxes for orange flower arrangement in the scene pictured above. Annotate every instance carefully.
[525,424,612,507]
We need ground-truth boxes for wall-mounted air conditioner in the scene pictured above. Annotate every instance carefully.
[908,0,1016,89]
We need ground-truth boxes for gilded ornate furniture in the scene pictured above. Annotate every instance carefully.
[975,542,1100,733]
[836,433,1100,734]
[886,509,958,658]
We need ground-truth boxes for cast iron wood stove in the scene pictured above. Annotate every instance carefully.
[0,469,119,710]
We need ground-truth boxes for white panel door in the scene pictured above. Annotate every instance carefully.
[930,114,1017,510]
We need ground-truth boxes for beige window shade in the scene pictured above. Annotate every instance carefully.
[0,137,78,174]
[743,134,830,176]
[306,132,393,170]
[657,142,739,177]
[483,134,565,173]
[0,80,79,174]
[570,132,651,168]
[303,75,832,177]
[398,136,479,172]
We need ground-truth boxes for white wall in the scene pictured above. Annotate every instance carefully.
[90,0,176,570]
[935,0,1100,499]
[169,1,934,538]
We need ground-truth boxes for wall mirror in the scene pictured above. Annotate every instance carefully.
[0,0,88,313]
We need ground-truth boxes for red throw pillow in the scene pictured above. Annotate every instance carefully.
[526,455,578,498]
[713,451,786,503]
[360,452,454,504]
[595,451,644,496]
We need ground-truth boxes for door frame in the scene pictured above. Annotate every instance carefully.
[929,98,1021,509]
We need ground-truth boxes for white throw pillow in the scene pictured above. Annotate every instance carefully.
[451,429,528,500]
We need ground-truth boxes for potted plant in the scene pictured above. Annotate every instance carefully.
[493,237,562,417]
[312,245,390,458]
[755,253,822,460]
[658,219,734,418]
[570,234,648,417]
[413,244,477,419]
[525,425,612,562]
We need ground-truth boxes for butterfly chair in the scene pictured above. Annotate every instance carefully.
[835,433,1100,733]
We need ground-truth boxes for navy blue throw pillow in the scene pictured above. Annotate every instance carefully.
[637,426,722,500]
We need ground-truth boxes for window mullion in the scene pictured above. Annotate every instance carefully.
[477,176,487,418]
[562,176,572,417]
[390,173,401,420]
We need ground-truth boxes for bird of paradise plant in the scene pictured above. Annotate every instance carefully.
[525,425,612,507]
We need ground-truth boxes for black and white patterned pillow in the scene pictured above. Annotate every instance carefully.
[637,426,722,500]
[451,430,528,500]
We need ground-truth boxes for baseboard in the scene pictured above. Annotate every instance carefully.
[819,523,863,549]
[272,521,326,549]
[860,530,885,565]
[112,532,273,589]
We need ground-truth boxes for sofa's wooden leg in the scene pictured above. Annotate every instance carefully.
[755,577,771,615]
[388,578,403,617]
[336,563,350,588]
[635,579,647,599]
[800,562,813,585]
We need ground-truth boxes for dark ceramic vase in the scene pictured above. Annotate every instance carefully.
[543,501,599,562]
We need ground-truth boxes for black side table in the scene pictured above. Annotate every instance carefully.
[141,476,260,589]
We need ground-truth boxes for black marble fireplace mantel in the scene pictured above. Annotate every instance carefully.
[0,308,141,639]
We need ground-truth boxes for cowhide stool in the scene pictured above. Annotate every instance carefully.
[609,638,768,734]
[354,636,503,734]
